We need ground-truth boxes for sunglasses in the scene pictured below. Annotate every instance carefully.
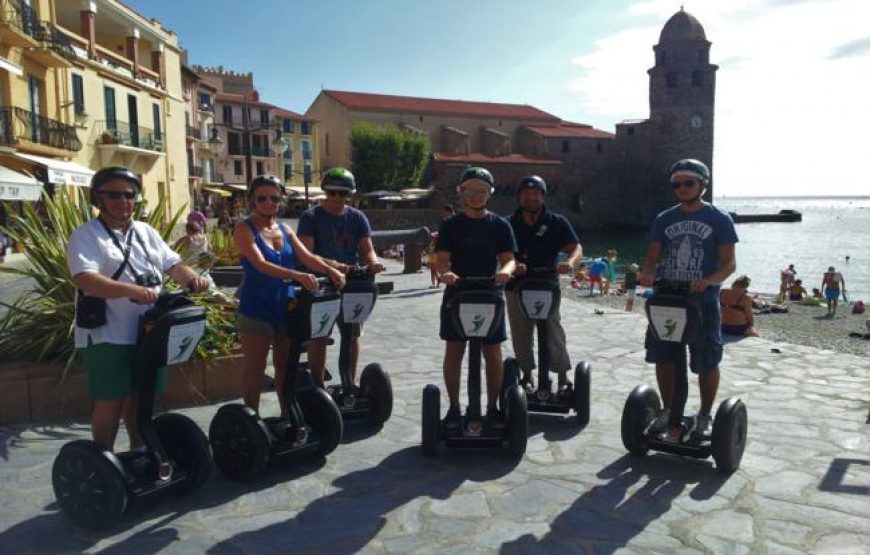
[100,190,137,200]
[462,188,490,197]
[671,179,699,190]
[326,190,349,197]
[255,195,282,204]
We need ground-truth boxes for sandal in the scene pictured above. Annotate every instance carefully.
[557,382,574,398]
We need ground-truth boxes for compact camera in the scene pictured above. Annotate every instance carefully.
[135,273,161,287]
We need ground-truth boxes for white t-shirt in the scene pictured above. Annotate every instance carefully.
[67,219,181,347]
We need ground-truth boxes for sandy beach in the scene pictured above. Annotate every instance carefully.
[564,285,870,358]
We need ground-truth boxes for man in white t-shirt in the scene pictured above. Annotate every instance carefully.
[67,166,209,452]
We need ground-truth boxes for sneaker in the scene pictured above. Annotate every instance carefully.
[686,412,712,440]
[486,406,505,430]
[648,408,671,435]
[521,373,535,392]
[443,405,461,431]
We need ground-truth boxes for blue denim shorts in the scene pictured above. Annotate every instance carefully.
[645,295,723,375]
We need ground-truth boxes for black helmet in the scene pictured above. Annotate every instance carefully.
[459,167,494,191]
[89,166,141,206]
[320,167,356,193]
[668,159,710,183]
[247,174,285,200]
[517,175,547,195]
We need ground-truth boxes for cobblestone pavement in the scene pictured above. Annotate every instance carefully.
[1,261,868,554]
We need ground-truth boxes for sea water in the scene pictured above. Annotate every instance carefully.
[578,197,870,300]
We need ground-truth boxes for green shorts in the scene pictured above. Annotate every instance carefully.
[80,341,166,401]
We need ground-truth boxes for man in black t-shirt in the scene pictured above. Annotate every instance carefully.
[435,167,517,430]
[506,175,582,394]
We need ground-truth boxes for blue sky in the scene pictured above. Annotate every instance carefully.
[126,0,870,197]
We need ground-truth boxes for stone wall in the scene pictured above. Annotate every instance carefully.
[364,208,442,231]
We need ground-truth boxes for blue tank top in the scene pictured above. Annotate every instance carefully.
[239,219,296,324]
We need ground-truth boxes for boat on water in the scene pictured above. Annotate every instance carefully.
[728,209,802,223]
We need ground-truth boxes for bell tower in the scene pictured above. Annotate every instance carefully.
[648,8,718,205]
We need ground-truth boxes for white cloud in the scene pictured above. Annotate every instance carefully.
[562,0,870,196]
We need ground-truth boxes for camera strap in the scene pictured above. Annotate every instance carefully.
[98,218,137,281]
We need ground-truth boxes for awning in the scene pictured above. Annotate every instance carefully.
[12,153,95,186]
[0,56,24,77]
[202,186,231,198]
[0,166,42,201]
[221,183,247,193]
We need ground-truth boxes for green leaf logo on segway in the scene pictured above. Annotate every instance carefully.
[316,313,331,335]
[664,318,677,339]
[175,336,193,361]
[352,303,365,320]
[533,300,545,316]
[469,314,486,334]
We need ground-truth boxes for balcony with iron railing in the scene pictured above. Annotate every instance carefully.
[250,146,274,158]
[186,125,201,140]
[1,0,75,65]
[0,106,82,152]
[94,120,164,153]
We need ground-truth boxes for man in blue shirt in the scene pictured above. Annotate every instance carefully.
[506,175,582,394]
[435,167,516,430]
[638,159,738,441]
[298,167,384,388]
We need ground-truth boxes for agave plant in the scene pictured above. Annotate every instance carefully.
[0,189,238,380]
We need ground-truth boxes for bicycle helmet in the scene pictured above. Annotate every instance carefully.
[516,175,547,195]
[668,158,710,183]
[459,166,494,192]
[89,166,141,206]
[247,174,285,200]
[320,167,356,193]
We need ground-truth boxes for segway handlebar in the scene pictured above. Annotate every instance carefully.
[653,279,693,296]
[457,276,498,285]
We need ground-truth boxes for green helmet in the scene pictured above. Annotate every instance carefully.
[321,167,356,193]
[460,167,494,188]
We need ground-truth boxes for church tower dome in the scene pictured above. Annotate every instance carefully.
[659,8,707,42]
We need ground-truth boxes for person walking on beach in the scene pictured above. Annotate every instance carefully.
[821,266,846,317]
[506,175,582,395]
[637,158,738,441]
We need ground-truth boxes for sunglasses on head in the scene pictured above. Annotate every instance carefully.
[326,190,349,197]
[671,179,699,190]
[100,190,137,200]
[255,195,282,204]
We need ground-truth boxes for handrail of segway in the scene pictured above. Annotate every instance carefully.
[652,279,693,296]
[458,275,497,285]
[284,275,335,294]
[345,265,374,281]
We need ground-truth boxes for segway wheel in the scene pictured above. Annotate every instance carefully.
[573,361,591,427]
[361,362,393,425]
[299,387,343,456]
[505,385,528,457]
[421,384,441,457]
[209,404,270,482]
[52,440,128,530]
[154,413,212,493]
[621,385,661,457]
[712,397,748,473]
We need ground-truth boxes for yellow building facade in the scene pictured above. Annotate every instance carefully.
[0,0,188,215]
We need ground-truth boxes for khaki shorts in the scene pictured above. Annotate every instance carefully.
[237,313,287,338]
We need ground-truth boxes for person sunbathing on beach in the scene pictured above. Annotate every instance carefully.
[720,275,759,337]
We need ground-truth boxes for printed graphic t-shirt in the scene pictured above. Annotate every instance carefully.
[297,205,372,265]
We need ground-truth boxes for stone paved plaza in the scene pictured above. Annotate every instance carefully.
[1,260,868,554]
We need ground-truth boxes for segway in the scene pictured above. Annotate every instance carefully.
[326,266,392,425]
[421,277,528,457]
[621,281,748,473]
[52,292,211,529]
[209,279,343,482]
[509,268,590,426]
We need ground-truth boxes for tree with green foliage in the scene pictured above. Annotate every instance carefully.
[350,122,430,192]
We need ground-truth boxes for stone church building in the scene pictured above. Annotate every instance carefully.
[305,9,716,231]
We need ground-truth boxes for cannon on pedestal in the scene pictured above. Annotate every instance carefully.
[371,226,431,275]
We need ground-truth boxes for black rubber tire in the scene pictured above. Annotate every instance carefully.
[421,384,441,457]
[712,397,748,473]
[573,361,591,427]
[621,385,661,457]
[154,413,212,494]
[52,440,128,530]
[299,387,343,456]
[209,404,270,482]
[505,385,528,457]
[361,362,393,425]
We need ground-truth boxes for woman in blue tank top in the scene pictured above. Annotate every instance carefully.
[234,175,344,415]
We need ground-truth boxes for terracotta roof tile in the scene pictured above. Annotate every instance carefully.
[523,123,614,139]
[324,90,561,122]
[432,153,561,166]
